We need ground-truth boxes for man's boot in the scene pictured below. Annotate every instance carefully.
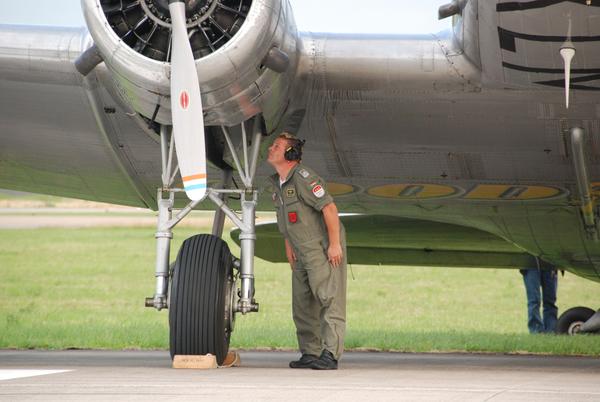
[289,354,319,369]
[310,350,338,370]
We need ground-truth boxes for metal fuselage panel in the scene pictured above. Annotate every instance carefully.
[0,25,158,207]
[287,22,600,281]
[479,0,600,90]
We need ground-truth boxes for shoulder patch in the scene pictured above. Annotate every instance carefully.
[298,169,310,178]
[312,184,325,198]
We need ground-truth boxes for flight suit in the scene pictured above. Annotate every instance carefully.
[269,163,347,360]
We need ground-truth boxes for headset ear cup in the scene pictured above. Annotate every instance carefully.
[284,147,295,161]
[283,139,304,161]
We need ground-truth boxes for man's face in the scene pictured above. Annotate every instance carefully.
[267,137,288,166]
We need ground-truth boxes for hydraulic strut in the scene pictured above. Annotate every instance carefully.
[145,117,264,315]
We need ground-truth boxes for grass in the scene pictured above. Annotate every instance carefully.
[1,226,600,355]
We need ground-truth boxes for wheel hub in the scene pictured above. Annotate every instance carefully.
[568,321,583,335]
[224,270,237,334]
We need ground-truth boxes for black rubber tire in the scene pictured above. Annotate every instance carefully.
[169,234,234,364]
[556,306,595,335]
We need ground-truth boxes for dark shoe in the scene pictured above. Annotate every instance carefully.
[289,354,319,369]
[311,350,338,370]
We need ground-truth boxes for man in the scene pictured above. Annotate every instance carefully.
[519,266,558,333]
[267,132,347,370]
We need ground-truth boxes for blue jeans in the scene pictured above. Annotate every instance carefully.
[520,269,558,333]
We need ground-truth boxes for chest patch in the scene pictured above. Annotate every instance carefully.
[286,187,296,197]
[288,211,298,223]
[298,169,310,178]
[312,184,325,198]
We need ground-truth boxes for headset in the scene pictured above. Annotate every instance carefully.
[284,137,306,161]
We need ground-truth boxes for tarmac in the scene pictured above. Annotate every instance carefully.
[0,208,205,229]
[1,350,599,401]
[0,208,276,229]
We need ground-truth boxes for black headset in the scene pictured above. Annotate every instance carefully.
[284,138,306,161]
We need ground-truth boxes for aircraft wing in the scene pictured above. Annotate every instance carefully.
[233,215,555,269]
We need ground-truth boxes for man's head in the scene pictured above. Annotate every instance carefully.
[267,132,305,168]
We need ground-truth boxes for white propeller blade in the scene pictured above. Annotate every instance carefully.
[169,0,207,201]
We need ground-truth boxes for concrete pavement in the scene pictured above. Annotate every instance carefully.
[1,350,599,401]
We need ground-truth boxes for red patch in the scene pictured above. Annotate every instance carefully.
[312,185,325,198]
[180,91,189,110]
[288,211,298,223]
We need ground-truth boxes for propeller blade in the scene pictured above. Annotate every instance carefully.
[169,0,207,201]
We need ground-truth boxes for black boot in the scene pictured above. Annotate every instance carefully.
[310,350,338,370]
[289,354,319,369]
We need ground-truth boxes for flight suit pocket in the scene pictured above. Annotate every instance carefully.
[285,204,315,244]
[285,201,300,224]
[299,243,336,307]
[274,205,286,235]
[296,241,328,267]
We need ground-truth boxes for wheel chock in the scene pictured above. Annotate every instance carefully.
[172,351,241,369]
[172,354,217,369]
[219,351,241,368]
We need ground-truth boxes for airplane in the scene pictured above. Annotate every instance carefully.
[1,0,600,365]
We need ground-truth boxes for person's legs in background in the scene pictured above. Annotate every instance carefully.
[541,270,558,333]
[520,269,543,333]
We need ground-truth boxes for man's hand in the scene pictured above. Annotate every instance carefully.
[322,202,343,269]
[285,238,297,271]
[328,242,343,268]
[286,248,297,271]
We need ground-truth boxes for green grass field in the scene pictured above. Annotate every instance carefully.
[1,225,600,355]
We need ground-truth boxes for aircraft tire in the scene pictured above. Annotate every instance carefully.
[169,234,234,364]
[556,306,595,335]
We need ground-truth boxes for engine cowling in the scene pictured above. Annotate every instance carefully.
[82,0,298,128]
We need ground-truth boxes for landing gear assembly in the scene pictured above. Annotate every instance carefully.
[145,117,263,364]
[557,306,600,335]
[555,127,600,336]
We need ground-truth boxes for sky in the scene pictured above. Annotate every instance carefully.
[0,0,451,34]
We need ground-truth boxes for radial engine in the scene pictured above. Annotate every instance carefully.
[81,0,298,128]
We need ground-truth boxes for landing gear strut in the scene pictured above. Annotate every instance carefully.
[145,117,264,363]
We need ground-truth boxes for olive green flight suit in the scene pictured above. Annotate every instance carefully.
[269,163,347,360]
